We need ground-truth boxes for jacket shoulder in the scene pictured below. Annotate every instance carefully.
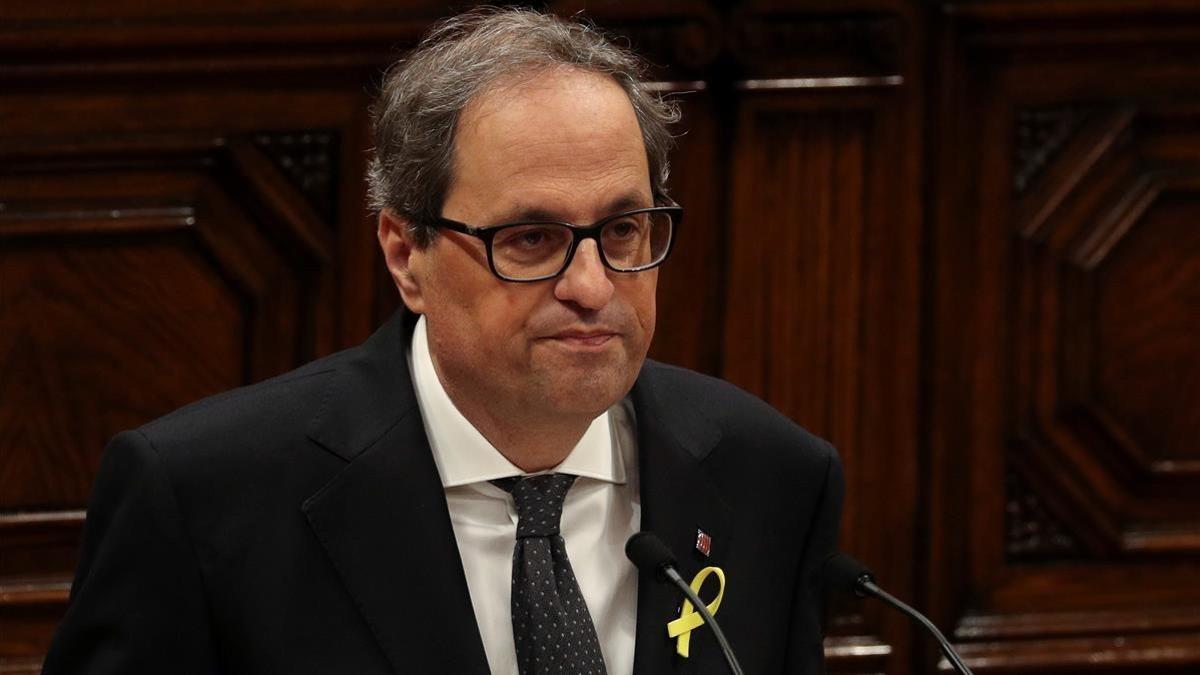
[639,359,836,466]
[640,360,823,436]
[135,346,357,453]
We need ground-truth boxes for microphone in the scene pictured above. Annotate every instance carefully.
[824,552,974,675]
[625,533,745,675]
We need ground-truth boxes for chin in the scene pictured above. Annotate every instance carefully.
[541,368,637,416]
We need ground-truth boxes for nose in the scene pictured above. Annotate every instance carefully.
[554,240,614,310]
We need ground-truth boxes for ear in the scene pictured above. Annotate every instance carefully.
[377,209,427,314]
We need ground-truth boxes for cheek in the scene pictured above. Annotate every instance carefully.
[623,273,658,337]
[436,276,547,354]
[420,257,496,348]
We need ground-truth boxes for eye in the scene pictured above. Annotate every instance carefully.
[494,224,570,253]
[606,219,642,239]
[517,229,547,247]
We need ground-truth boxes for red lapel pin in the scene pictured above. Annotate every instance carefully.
[695,528,712,557]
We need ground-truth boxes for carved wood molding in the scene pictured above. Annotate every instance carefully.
[1004,463,1080,560]
[1,4,912,88]
[1,130,338,253]
[1014,105,1135,240]
[823,635,892,673]
[953,632,1200,673]
[0,13,429,82]
[953,597,1200,671]
[729,10,901,79]
[0,512,85,572]
[0,657,42,675]
[0,512,82,617]
[552,2,904,82]
[1014,104,1099,195]
[0,203,196,238]
[251,131,339,226]
[957,606,1200,641]
[944,0,1200,52]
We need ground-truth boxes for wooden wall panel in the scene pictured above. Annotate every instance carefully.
[715,5,925,674]
[649,90,727,375]
[0,17,394,667]
[722,85,921,674]
[930,2,1200,672]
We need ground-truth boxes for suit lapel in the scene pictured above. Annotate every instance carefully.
[301,312,489,674]
[631,364,731,674]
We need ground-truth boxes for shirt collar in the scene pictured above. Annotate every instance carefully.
[408,315,627,488]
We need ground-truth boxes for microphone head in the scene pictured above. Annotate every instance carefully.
[823,552,875,598]
[625,532,677,579]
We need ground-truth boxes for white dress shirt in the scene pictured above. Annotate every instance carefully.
[407,316,640,675]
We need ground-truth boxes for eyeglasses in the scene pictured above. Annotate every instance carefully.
[430,205,683,282]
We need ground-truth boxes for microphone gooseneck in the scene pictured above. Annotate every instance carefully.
[823,553,974,675]
[624,533,745,675]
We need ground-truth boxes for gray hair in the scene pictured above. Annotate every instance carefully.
[366,6,680,246]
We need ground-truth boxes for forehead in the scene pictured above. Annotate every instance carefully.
[447,67,652,222]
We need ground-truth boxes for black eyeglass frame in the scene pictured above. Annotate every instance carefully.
[429,205,683,283]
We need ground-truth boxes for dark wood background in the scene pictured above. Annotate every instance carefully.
[2,1,1198,672]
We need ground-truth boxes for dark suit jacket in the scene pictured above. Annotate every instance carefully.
[44,310,843,674]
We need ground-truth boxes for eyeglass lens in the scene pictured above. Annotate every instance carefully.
[490,211,673,280]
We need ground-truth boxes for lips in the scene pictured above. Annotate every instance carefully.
[543,329,619,347]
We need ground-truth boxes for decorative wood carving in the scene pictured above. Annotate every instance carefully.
[730,11,902,78]
[549,1,722,72]
[252,131,339,225]
[1014,104,1097,195]
[1014,106,1137,241]
[550,3,903,81]
[1005,464,1080,560]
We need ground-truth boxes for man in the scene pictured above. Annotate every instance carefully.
[44,8,842,675]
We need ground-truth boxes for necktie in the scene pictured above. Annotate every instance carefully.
[492,474,608,675]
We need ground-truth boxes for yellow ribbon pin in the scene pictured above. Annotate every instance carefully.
[665,566,726,658]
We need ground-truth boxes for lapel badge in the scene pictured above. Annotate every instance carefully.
[695,528,712,557]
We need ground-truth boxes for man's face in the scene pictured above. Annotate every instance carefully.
[388,68,658,423]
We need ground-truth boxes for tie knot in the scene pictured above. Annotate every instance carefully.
[492,473,577,538]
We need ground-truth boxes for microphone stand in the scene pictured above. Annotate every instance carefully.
[857,578,973,675]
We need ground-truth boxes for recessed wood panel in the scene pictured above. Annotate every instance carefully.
[723,101,868,436]
[0,234,245,507]
[648,89,725,375]
[1094,195,1200,465]
[722,81,920,674]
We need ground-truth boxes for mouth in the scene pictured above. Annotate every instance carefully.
[543,330,619,349]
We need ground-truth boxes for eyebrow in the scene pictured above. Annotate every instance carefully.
[492,192,652,225]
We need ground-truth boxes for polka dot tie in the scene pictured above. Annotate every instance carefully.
[492,474,608,675]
